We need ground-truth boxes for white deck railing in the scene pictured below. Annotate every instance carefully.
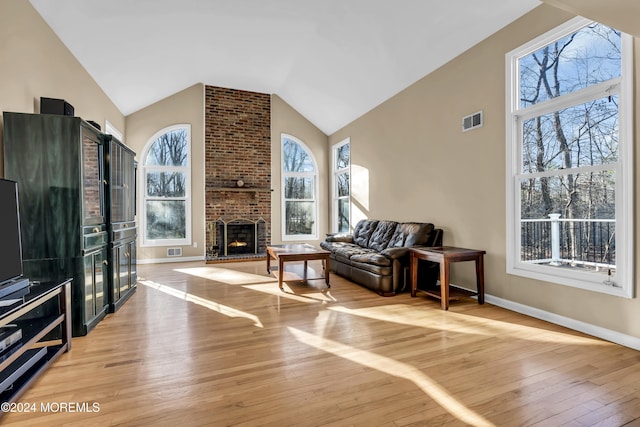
[521,214,615,271]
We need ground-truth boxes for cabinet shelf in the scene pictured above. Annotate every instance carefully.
[0,314,65,372]
[0,344,66,403]
[0,280,72,407]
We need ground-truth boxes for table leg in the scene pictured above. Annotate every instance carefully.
[475,255,485,304]
[266,251,271,274]
[303,260,308,279]
[278,257,285,291]
[324,258,331,288]
[410,252,418,297]
[440,260,450,310]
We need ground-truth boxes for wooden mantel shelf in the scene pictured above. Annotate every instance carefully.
[209,187,273,192]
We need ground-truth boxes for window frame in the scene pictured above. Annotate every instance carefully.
[331,138,351,233]
[505,17,634,298]
[281,133,319,241]
[140,124,192,247]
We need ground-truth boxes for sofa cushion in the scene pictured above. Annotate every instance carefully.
[333,243,373,260]
[320,240,339,251]
[350,252,392,267]
[367,221,399,252]
[353,219,379,247]
[389,222,435,247]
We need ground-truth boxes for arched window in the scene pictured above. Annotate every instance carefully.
[141,124,191,246]
[281,134,318,240]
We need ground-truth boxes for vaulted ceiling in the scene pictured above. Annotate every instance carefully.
[29,0,542,135]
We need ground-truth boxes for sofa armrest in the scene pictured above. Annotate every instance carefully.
[325,233,354,243]
[425,228,443,247]
[381,247,410,260]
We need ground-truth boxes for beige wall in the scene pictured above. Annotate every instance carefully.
[541,0,640,38]
[271,95,329,245]
[125,84,205,261]
[329,4,640,339]
[0,0,125,175]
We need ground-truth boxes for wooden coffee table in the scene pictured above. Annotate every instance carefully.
[410,246,486,310]
[266,244,331,291]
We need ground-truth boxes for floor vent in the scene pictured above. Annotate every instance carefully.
[462,111,483,132]
[167,247,182,257]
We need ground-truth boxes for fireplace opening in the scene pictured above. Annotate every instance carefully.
[225,223,254,255]
[207,217,266,261]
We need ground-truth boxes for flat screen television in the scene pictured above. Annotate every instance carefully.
[0,179,25,290]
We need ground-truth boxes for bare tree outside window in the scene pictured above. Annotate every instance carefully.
[334,141,350,233]
[144,127,190,242]
[282,136,317,238]
[516,22,621,276]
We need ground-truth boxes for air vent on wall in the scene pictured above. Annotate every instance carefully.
[167,247,182,257]
[462,110,483,132]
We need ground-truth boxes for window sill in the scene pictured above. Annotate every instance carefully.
[507,264,632,299]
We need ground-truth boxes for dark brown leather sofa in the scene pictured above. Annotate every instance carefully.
[320,219,442,296]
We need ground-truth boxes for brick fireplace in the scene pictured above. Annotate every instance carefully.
[204,86,271,261]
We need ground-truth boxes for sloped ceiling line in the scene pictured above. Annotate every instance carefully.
[29,0,541,135]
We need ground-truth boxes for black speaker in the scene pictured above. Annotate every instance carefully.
[40,97,74,116]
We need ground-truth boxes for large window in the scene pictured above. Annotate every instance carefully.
[332,138,350,233]
[141,125,191,246]
[282,134,318,240]
[506,18,633,297]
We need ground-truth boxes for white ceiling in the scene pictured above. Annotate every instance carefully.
[29,0,541,135]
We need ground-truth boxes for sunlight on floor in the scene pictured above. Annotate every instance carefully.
[288,327,496,427]
[174,266,272,285]
[243,283,338,304]
[328,305,609,346]
[140,279,264,327]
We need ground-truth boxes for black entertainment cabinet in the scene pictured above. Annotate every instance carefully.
[104,134,138,312]
[0,280,72,406]
[3,112,137,336]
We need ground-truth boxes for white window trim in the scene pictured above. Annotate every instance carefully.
[140,124,192,247]
[281,133,319,241]
[331,138,351,233]
[505,17,634,298]
[105,120,124,142]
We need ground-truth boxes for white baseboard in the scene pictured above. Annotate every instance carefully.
[446,282,640,351]
[137,256,205,265]
[484,293,640,351]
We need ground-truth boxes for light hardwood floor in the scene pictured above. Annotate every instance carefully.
[3,260,640,426]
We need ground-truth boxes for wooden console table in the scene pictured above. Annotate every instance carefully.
[410,246,485,310]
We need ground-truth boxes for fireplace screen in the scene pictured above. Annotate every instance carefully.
[207,217,266,260]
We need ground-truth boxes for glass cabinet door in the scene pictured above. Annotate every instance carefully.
[84,248,107,322]
[109,141,136,223]
[110,142,124,222]
[95,248,106,313]
[124,149,136,221]
[81,126,104,225]
[118,244,130,292]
